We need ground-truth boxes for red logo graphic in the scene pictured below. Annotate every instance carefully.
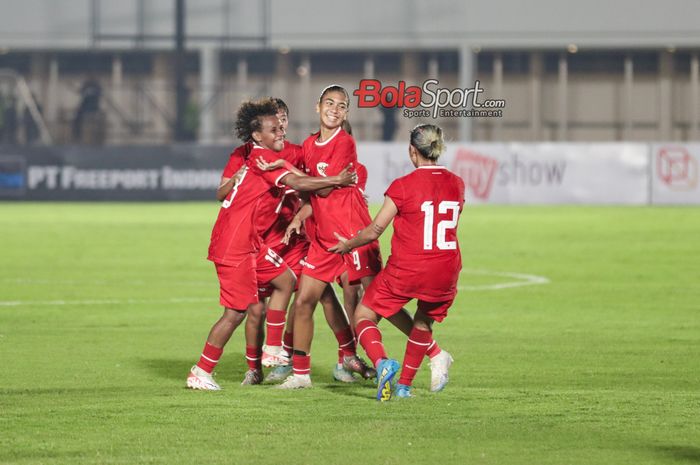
[451,149,499,200]
[353,79,422,108]
[657,147,698,190]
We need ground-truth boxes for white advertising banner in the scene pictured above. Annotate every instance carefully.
[650,144,700,205]
[357,143,650,205]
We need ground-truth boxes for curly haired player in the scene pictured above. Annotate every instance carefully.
[186,98,355,390]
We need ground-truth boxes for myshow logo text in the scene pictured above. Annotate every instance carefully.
[353,79,505,118]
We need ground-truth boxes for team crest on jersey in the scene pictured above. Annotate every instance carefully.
[316,162,329,177]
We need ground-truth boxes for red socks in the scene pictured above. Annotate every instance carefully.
[265,309,286,347]
[355,319,387,367]
[196,342,223,374]
[398,327,432,386]
[292,353,311,376]
[426,339,441,359]
[282,331,294,356]
[245,345,262,371]
[334,327,356,363]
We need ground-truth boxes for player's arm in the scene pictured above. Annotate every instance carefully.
[282,201,312,245]
[328,195,399,254]
[279,164,355,192]
[216,165,246,202]
[255,157,307,177]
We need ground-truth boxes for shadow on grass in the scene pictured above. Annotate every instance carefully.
[653,445,700,463]
[321,381,377,400]
[138,357,247,382]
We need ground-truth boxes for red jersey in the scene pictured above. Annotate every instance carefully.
[302,128,372,248]
[383,166,465,300]
[207,146,291,266]
[261,142,307,250]
[221,141,302,239]
[356,162,368,191]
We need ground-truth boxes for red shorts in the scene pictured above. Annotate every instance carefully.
[361,271,454,322]
[256,246,292,299]
[301,240,382,284]
[345,241,383,285]
[278,237,309,280]
[215,255,258,310]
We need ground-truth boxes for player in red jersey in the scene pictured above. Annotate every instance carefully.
[276,85,383,389]
[329,124,465,401]
[256,102,375,384]
[186,98,355,390]
[214,102,306,381]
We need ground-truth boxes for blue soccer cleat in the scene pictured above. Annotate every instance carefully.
[375,358,400,402]
[394,383,413,399]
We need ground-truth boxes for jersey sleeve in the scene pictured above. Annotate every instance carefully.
[356,163,368,191]
[248,151,291,187]
[285,143,305,170]
[222,145,249,178]
[384,178,405,210]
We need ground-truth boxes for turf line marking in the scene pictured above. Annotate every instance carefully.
[458,269,550,291]
[0,297,212,307]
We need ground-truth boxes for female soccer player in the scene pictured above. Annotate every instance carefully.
[186,98,355,390]
[329,124,465,401]
[278,85,381,389]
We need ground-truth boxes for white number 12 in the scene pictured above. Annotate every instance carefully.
[421,200,460,250]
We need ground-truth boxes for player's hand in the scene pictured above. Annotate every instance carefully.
[256,156,285,171]
[335,164,357,187]
[328,232,351,254]
[282,217,302,245]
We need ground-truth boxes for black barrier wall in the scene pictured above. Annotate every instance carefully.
[0,145,232,201]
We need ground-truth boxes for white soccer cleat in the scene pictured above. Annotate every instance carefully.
[241,369,263,385]
[262,345,291,367]
[186,365,221,391]
[265,365,293,383]
[277,374,312,389]
[429,350,454,392]
[332,363,356,383]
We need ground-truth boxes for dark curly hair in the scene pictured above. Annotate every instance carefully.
[272,97,289,115]
[234,98,279,142]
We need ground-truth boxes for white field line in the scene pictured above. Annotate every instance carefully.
[0,297,212,307]
[0,269,549,306]
[458,269,550,291]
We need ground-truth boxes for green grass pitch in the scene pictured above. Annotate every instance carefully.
[0,202,699,465]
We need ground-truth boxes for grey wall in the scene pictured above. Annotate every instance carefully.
[1,0,699,50]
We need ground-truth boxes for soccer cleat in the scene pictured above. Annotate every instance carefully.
[394,383,413,399]
[375,358,400,402]
[261,345,291,367]
[429,350,454,392]
[332,363,356,383]
[277,374,312,389]
[342,355,377,380]
[265,365,292,383]
[240,369,263,385]
[186,365,221,391]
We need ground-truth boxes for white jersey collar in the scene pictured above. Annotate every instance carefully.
[314,127,342,147]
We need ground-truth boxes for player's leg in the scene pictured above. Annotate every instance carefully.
[318,283,374,381]
[241,300,265,385]
[338,271,361,328]
[277,274,327,389]
[360,274,445,362]
[188,259,257,390]
[187,307,247,390]
[394,310,434,398]
[262,268,296,367]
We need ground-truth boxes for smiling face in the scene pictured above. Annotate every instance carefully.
[316,90,349,131]
[252,115,285,152]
